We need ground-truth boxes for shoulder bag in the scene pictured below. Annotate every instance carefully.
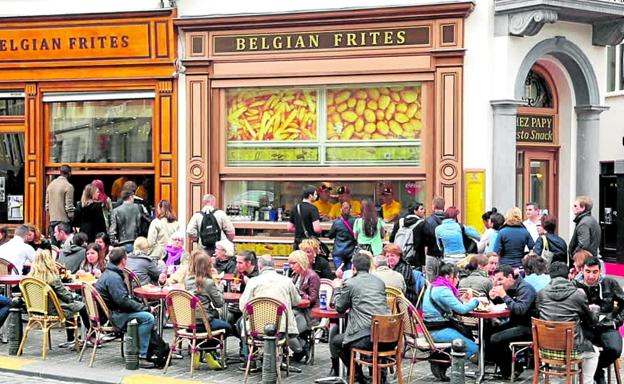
[297,204,331,258]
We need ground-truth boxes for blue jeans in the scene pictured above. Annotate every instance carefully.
[127,311,155,356]
[121,243,134,253]
[430,328,478,358]
[333,256,351,271]
[0,295,10,327]
[209,318,231,332]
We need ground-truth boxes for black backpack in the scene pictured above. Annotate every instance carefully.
[146,329,170,368]
[199,210,222,248]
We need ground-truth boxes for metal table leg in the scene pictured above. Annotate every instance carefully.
[477,317,485,383]
[314,317,346,384]
[157,298,165,337]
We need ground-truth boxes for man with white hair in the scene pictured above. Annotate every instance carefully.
[372,255,406,293]
[187,194,235,255]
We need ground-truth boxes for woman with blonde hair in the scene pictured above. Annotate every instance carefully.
[492,207,535,268]
[298,239,333,279]
[126,237,163,286]
[29,249,90,348]
[147,200,180,261]
[75,184,107,242]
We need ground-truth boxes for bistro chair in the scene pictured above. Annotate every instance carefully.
[385,286,403,314]
[78,282,124,367]
[414,278,430,309]
[608,357,622,384]
[309,278,335,365]
[349,313,405,384]
[0,259,18,275]
[509,341,533,383]
[242,297,290,384]
[163,289,226,377]
[17,277,79,359]
[122,267,149,306]
[531,318,583,384]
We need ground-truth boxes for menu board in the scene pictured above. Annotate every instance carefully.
[227,147,319,164]
[326,85,422,141]
[326,145,420,163]
[226,88,317,141]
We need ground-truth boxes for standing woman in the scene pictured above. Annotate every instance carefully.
[353,200,385,256]
[288,250,321,362]
[91,179,113,228]
[477,208,497,253]
[29,250,90,348]
[326,201,356,269]
[493,207,535,268]
[78,184,107,242]
[147,200,179,261]
[435,207,480,265]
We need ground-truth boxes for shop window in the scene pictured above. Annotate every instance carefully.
[0,98,24,116]
[225,83,423,167]
[222,179,426,222]
[522,70,552,108]
[608,45,616,92]
[48,99,153,164]
[0,133,25,224]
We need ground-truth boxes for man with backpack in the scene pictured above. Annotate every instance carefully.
[390,202,426,269]
[187,194,235,255]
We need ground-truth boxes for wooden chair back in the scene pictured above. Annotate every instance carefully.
[82,282,111,328]
[532,317,575,355]
[385,286,403,314]
[531,317,582,383]
[372,313,404,345]
[0,258,18,275]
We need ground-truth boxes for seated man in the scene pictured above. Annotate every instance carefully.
[212,239,236,274]
[0,224,35,275]
[488,264,536,379]
[239,254,303,362]
[330,250,391,384]
[574,256,624,384]
[537,261,599,384]
[227,251,259,340]
[372,255,406,293]
[95,247,155,367]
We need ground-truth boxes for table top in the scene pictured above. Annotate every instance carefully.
[0,275,24,285]
[223,291,241,303]
[311,306,344,319]
[468,309,511,319]
[64,282,83,292]
[134,285,183,300]
[218,273,236,282]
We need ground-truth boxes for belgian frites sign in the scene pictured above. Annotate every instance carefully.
[0,24,149,61]
[213,26,430,54]
[516,115,554,143]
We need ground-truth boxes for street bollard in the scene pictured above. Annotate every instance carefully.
[7,293,23,356]
[262,323,278,384]
[125,319,139,370]
[450,338,466,384]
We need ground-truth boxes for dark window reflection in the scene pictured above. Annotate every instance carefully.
[0,99,24,116]
[0,133,25,224]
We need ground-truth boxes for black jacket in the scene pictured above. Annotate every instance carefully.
[392,258,418,304]
[574,276,624,330]
[537,277,597,352]
[422,212,445,259]
[76,202,107,242]
[214,257,237,274]
[95,263,149,329]
[569,210,601,257]
[534,233,568,265]
[327,215,357,262]
[109,201,142,246]
[499,277,537,327]
[312,255,334,280]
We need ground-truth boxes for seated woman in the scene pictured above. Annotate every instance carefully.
[522,253,550,292]
[126,237,164,286]
[288,250,320,363]
[185,251,231,368]
[29,249,90,348]
[458,254,493,296]
[422,263,481,379]
[212,239,236,274]
[163,231,190,273]
[77,243,106,278]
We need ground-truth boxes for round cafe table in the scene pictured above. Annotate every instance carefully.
[134,286,182,337]
[468,309,511,383]
[311,307,347,384]
[64,281,83,292]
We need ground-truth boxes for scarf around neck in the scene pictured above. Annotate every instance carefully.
[165,245,184,266]
[431,276,460,297]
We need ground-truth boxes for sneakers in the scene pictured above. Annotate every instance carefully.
[58,340,76,348]
[203,352,223,370]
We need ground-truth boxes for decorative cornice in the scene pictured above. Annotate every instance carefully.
[490,99,527,115]
[593,19,624,46]
[509,9,558,36]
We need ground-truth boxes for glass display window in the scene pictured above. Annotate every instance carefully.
[0,133,25,224]
[0,98,24,116]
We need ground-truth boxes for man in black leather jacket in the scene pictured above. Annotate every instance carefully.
[109,190,142,252]
[574,256,624,384]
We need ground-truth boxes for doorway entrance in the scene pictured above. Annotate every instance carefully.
[516,148,558,217]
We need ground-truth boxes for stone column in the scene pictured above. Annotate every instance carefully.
[575,105,609,218]
[490,99,525,213]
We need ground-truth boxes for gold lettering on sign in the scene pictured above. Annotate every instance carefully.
[516,115,555,144]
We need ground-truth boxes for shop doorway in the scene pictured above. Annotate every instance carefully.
[516,148,558,217]
[600,162,624,263]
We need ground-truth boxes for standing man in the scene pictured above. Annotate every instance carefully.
[45,165,75,236]
[422,196,446,281]
[109,190,142,253]
[379,186,402,223]
[523,202,541,242]
[312,183,334,221]
[569,196,601,258]
[187,194,235,255]
[287,185,321,250]
[574,256,624,384]
[0,224,35,275]
[330,251,390,384]
[389,202,426,269]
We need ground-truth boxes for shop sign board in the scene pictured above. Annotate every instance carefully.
[516,115,554,144]
[213,26,430,54]
[0,24,150,62]
[464,170,485,234]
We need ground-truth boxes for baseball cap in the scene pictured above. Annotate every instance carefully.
[381,186,393,195]
[336,186,351,195]
[318,183,332,192]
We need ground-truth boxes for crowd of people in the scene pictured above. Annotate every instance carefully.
[0,169,619,383]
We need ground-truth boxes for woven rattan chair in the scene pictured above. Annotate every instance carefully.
[349,313,405,384]
[122,267,149,306]
[309,278,335,365]
[242,297,290,384]
[385,286,403,314]
[78,282,124,367]
[531,318,583,384]
[0,258,18,275]
[17,277,79,359]
[163,289,226,377]
[396,295,452,384]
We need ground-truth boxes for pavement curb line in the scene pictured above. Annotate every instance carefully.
[0,366,116,384]
[122,373,205,384]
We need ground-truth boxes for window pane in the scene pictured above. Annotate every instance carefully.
[49,99,153,163]
[620,46,624,90]
[0,133,25,224]
[0,99,24,116]
[326,84,422,141]
[608,45,616,92]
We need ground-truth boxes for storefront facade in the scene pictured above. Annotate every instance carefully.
[0,9,178,231]
[175,3,473,253]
